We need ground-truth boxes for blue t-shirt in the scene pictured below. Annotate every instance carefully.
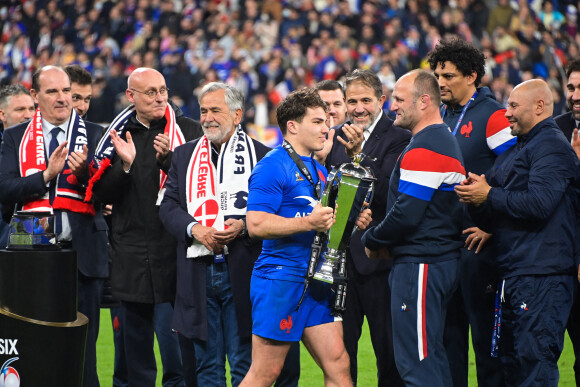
[247,145,328,282]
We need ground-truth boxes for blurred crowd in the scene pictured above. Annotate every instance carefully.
[1,0,579,125]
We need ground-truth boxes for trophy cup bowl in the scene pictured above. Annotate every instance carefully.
[6,211,59,250]
[311,160,375,284]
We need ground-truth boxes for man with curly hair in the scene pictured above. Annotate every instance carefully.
[427,38,516,387]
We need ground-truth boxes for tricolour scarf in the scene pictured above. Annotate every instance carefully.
[19,108,95,215]
[85,104,185,204]
[186,126,256,258]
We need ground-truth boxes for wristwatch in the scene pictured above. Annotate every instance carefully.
[239,218,247,237]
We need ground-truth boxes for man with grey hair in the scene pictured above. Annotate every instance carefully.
[0,84,35,131]
[159,82,272,386]
[0,84,36,248]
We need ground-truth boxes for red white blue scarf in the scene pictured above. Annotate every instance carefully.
[19,108,95,215]
[85,104,185,203]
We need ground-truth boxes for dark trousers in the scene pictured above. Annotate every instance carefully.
[444,247,504,387]
[78,272,104,387]
[391,260,458,387]
[178,333,198,387]
[113,303,185,387]
[120,301,158,387]
[567,283,580,386]
[500,275,575,386]
[342,259,403,387]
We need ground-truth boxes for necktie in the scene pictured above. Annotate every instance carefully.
[49,127,62,234]
[49,127,61,157]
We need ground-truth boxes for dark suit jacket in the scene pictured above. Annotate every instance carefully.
[325,113,411,276]
[160,136,271,341]
[0,119,109,278]
[555,111,576,142]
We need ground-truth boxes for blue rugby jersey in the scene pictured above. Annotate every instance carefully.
[247,145,328,282]
[362,123,466,263]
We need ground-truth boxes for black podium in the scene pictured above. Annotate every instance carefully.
[0,249,88,387]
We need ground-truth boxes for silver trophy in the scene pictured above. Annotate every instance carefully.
[298,155,375,315]
[6,211,58,250]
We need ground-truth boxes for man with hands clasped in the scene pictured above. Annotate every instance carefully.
[455,79,578,386]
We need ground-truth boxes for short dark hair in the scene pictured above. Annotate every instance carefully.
[0,84,31,109]
[276,88,327,135]
[64,64,93,86]
[315,80,345,99]
[566,58,580,78]
[427,37,486,87]
[345,69,383,100]
[411,70,441,106]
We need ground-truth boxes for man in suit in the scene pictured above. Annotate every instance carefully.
[0,84,36,131]
[319,69,411,386]
[65,65,93,118]
[317,79,348,127]
[555,58,580,385]
[0,66,108,387]
[159,82,270,387]
[89,67,203,387]
[556,58,580,147]
[0,84,36,248]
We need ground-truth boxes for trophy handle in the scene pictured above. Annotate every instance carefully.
[296,168,342,311]
[350,181,375,237]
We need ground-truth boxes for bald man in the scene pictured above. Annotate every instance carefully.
[90,67,203,386]
[456,79,578,386]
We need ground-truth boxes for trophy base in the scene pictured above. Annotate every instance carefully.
[7,234,59,250]
[313,270,335,284]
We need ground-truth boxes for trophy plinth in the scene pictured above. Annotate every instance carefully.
[6,211,59,250]
[313,248,345,284]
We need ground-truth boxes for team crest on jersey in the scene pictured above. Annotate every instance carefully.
[280,315,293,333]
[460,121,473,137]
[295,171,304,182]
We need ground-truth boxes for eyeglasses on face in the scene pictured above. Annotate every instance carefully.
[129,87,169,98]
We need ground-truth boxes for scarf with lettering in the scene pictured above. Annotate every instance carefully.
[186,126,256,258]
[19,108,95,215]
[85,104,185,204]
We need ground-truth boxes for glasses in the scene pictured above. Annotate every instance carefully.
[130,87,169,98]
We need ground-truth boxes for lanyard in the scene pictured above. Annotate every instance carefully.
[441,90,478,136]
[282,140,321,200]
